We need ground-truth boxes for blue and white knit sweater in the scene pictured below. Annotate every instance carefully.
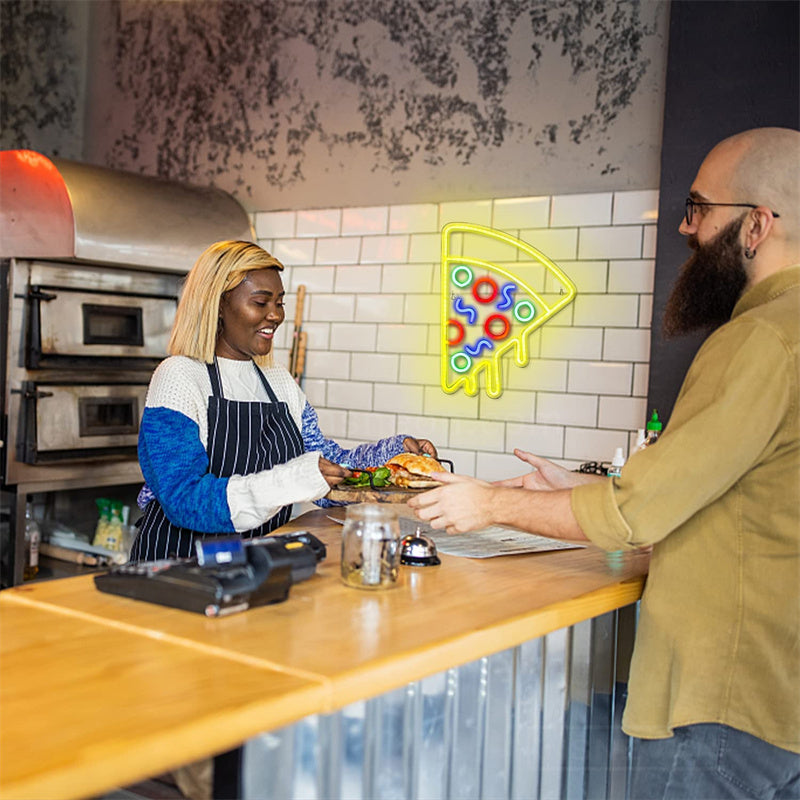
[137,356,408,533]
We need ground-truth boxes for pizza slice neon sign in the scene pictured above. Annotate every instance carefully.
[440,222,578,398]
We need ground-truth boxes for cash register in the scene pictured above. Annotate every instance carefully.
[94,531,326,617]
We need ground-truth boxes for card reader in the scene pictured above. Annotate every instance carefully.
[94,531,326,617]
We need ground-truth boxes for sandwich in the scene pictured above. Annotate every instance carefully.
[384,453,447,489]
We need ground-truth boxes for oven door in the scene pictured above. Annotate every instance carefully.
[16,382,148,464]
[26,285,176,369]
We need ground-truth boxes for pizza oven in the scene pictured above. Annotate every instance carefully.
[1,149,253,585]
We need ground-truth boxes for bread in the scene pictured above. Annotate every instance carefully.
[385,453,446,488]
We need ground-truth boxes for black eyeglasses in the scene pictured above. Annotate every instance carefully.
[684,198,781,226]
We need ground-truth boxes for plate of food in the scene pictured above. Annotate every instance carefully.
[326,454,454,503]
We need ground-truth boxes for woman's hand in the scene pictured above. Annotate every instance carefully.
[403,437,438,458]
[493,449,603,491]
[318,457,352,488]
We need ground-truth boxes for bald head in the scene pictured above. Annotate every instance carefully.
[713,127,800,243]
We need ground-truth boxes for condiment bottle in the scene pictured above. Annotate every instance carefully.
[93,498,112,548]
[637,410,663,450]
[605,449,626,571]
[341,504,401,590]
[106,501,124,552]
[607,447,625,478]
[24,503,40,580]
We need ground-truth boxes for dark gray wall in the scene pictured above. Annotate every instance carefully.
[648,0,800,425]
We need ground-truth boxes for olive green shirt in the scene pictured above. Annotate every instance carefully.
[572,265,800,753]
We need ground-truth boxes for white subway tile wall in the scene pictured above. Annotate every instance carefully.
[256,189,657,477]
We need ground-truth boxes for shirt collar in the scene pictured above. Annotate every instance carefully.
[731,264,800,319]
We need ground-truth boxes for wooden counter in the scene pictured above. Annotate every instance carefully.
[0,508,648,800]
[0,602,326,800]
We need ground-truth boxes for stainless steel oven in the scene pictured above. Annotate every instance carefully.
[1,149,254,585]
[7,259,179,468]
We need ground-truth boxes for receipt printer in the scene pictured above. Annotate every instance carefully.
[94,531,326,617]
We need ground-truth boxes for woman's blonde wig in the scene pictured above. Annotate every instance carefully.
[168,240,285,367]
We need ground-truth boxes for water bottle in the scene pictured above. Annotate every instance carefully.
[24,504,40,580]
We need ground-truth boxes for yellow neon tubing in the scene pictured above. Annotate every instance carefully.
[441,222,578,398]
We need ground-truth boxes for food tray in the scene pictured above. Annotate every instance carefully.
[325,485,431,503]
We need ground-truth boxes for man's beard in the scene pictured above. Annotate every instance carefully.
[662,217,749,338]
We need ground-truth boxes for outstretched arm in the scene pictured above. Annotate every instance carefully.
[408,471,588,541]
[494,449,604,491]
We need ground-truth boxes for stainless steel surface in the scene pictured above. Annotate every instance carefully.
[1,153,255,587]
[0,150,254,272]
[241,607,638,800]
[35,286,175,360]
[4,259,180,477]
[400,532,441,566]
[2,259,181,585]
[34,384,147,453]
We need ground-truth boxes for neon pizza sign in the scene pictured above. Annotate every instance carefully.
[440,222,578,398]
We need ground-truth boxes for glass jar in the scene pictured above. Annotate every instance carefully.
[340,503,401,590]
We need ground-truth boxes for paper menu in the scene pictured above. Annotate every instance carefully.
[399,517,584,559]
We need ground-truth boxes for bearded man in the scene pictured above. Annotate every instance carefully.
[410,127,800,799]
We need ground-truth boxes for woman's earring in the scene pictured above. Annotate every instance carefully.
[744,247,756,260]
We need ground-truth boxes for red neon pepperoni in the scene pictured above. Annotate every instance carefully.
[472,277,498,304]
[484,313,510,340]
[447,318,465,346]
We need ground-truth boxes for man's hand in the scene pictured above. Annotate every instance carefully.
[494,449,604,491]
[403,437,438,458]
[409,468,590,543]
[318,457,352,488]
[407,472,495,534]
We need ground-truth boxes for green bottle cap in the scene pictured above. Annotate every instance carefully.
[646,410,662,431]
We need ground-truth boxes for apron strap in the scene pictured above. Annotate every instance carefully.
[207,359,224,398]
[252,361,280,403]
[206,358,280,403]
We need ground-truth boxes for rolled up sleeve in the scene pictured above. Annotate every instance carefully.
[573,318,792,550]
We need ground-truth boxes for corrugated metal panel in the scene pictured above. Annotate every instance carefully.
[241,606,638,800]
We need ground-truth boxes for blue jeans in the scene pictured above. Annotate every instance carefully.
[630,724,800,799]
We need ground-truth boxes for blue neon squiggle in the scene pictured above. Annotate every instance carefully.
[464,337,493,357]
[497,282,517,311]
[453,296,478,325]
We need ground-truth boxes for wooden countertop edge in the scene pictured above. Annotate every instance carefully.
[318,576,646,712]
[0,574,644,800]
[0,681,328,800]
[1,575,645,720]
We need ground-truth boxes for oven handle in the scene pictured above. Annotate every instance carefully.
[10,386,54,399]
[15,288,57,302]
[21,285,57,369]
[14,381,40,465]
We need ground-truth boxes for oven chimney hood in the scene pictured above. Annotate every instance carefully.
[0,149,254,273]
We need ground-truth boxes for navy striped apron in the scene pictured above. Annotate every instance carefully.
[130,359,304,562]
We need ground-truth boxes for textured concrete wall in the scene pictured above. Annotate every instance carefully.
[2,1,669,212]
[0,0,89,159]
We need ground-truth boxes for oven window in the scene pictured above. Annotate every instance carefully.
[82,304,145,346]
[78,397,140,437]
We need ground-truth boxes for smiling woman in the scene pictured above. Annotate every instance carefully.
[216,270,285,361]
[131,240,438,562]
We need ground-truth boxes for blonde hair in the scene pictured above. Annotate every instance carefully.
[168,240,285,367]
